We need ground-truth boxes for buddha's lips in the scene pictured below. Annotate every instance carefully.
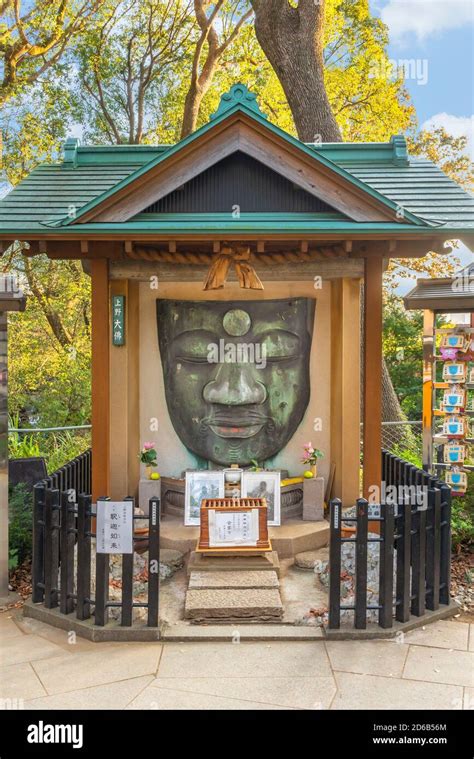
[209,422,265,439]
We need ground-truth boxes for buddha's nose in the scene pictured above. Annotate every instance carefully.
[203,362,266,405]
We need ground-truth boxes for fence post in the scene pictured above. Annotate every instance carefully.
[395,484,412,623]
[439,483,452,605]
[76,494,92,620]
[121,497,134,627]
[60,490,75,614]
[32,484,45,604]
[411,469,426,617]
[426,483,441,611]
[43,488,60,609]
[355,498,368,629]
[95,497,110,626]
[148,497,161,628]
[328,499,342,629]
[379,501,395,628]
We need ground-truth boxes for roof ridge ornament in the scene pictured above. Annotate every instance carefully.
[390,134,409,166]
[63,137,80,167]
[210,83,268,121]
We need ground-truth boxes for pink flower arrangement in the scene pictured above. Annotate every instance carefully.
[139,442,157,466]
[301,442,323,466]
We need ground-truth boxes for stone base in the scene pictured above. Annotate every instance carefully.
[138,477,161,515]
[161,515,329,559]
[324,602,460,640]
[269,519,329,558]
[302,477,324,521]
[187,550,281,577]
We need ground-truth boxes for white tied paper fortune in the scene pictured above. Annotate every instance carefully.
[208,509,259,547]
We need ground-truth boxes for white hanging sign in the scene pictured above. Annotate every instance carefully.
[96,501,133,554]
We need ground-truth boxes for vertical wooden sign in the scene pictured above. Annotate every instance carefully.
[112,295,125,346]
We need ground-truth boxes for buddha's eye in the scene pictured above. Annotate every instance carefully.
[259,330,301,361]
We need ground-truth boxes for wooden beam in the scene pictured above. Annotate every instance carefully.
[422,310,435,471]
[91,258,110,500]
[363,255,383,500]
[109,280,140,500]
[331,279,361,503]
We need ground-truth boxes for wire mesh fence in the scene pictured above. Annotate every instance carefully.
[361,421,423,468]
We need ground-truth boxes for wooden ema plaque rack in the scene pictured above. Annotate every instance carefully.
[197,497,272,554]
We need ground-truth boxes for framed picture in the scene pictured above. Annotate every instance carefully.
[242,471,281,526]
[184,470,224,526]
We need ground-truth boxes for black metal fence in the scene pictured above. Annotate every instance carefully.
[32,482,161,630]
[328,450,452,629]
[42,448,92,498]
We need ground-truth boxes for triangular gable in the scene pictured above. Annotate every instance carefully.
[65,84,426,227]
[142,152,342,214]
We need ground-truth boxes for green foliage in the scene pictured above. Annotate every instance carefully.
[451,474,474,549]
[5,253,91,429]
[44,431,91,472]
[390,444,422,470]
[383,296,424,420]
[8,484,33,566]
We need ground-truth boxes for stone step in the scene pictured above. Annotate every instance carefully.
[188,570,279,590]
[187,550,280,576]
[185,588,283,620]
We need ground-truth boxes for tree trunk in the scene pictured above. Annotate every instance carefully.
[251,0,341,142]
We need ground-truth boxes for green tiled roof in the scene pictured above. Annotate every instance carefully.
[0,84,473,238]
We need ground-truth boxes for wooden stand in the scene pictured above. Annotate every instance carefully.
[197,497,272,554]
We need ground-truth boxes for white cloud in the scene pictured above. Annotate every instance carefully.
[421,113,474,159]
[381,0,474,42]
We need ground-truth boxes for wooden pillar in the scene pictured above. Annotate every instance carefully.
[109,280,140,500]
[363,256,383,499]
[91,259,110,500]
[330,278,361,504]
[422,309,435,472]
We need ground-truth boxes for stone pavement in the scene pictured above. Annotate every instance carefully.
[1,612,473,710]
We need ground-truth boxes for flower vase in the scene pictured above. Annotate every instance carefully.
[311,463,317,477]
[145,465,153,480]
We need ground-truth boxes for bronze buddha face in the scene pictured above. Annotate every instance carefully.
[157,298,315,466]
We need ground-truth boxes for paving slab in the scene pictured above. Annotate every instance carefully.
[156,641,332,678]
[0,634,66,668]
[188,570,279,589]
[24,675,154,710]
[469,624,474,652]
[404,621,469,651]
[325,639,409,678]
[185,588,283,620]
[403,646,474,687]
[127,684,290,710]
[331,672,463,710]
[0,662,47,701]
[150,675,336,709]
[464,687,474,710]
[31,644,162,694]
[0,615,24,641]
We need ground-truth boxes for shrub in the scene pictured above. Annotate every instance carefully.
[451,472,474,551]
[8,483,33,568]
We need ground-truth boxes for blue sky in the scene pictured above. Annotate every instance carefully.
[371,0,474,155]
[370,0,474,282]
